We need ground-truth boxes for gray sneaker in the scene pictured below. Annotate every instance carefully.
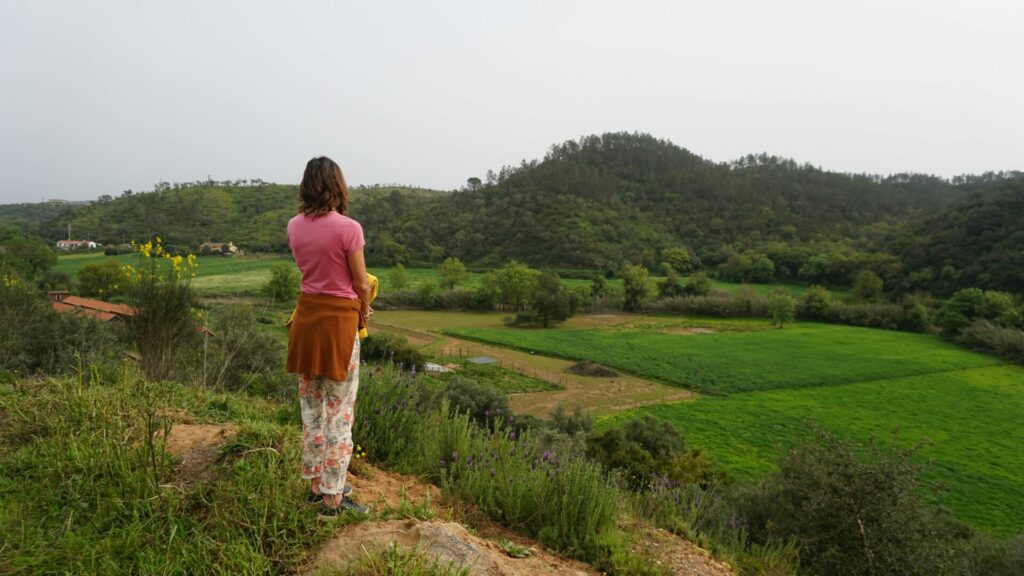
[318,496,370,520]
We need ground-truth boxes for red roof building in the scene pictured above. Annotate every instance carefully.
[51,295,135,322]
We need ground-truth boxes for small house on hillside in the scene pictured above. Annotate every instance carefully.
[56,240,97,250]
[198,241,239,256]
[51,295,135,322]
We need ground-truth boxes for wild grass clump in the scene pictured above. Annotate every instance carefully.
[353,364,623,566]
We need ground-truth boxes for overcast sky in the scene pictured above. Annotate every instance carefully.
[1,0,1021,203]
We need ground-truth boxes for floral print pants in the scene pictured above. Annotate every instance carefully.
[298,335,360,495]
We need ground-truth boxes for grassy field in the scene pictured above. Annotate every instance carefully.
[599,365,1024,537]
[444,323,1000,394]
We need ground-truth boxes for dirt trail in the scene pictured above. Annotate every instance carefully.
[373,322,695,417]
[163,423,734,576]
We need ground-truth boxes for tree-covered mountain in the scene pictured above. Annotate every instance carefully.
[885,178,1024,294]
[356,132,976,270]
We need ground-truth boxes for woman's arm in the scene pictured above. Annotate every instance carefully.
[347,247,373,319]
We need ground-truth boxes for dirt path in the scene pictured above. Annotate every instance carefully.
[373,321,695,417]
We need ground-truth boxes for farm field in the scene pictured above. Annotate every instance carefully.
[373,311,697,415]
[599,365,1024,537]
[444,323,1000,394]
[419,313,1023,536]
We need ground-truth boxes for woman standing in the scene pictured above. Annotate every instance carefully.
[286,156,371,519]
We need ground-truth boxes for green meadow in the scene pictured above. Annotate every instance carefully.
[600,365,1024,537]
[444,323,1000,394]
[445,320,1024,536]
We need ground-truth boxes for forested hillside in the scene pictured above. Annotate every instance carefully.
[360,133,975,270]
[886,178,1024,294]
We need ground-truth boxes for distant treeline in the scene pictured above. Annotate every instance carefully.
[1,132,1020,295]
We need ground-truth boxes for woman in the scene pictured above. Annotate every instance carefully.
[286,156,372,519]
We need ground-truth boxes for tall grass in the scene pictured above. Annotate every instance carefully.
[0,368,347,574]
[352,364,620,560]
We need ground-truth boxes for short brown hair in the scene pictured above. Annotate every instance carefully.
[299,156,349,216]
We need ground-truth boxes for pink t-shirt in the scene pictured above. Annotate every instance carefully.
[287,212,365,299]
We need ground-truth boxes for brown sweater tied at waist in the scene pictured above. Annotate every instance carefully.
[286,293,361,381]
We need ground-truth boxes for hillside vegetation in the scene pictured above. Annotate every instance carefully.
[886,178,1024,294]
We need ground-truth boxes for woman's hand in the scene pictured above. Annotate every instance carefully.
[360,304,373,324]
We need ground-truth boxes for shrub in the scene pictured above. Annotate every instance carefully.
[438,257,468,289]
[586,415,715,490]
[37,270,72,291]
[388,263,408,291]
[959,320,1024,363]
[125,241,201,381]
[417,282,438,309]
[0,281,122,377]
[373,288,422,310]
[548,404,593,436]
[532,273,573,327]
[193,303,285,390]
[767,289,796,328]
[568,285,592,313]
[264,263,299,302]
[740,428,970,576]
[648,294,769,318]
[434,288,479,311]
[77,259,130,298]
[798,284,833,318]
[360,332,425,370]
[443,377,510,427]
[817,302,919,331]
[683,272,711,296]
[621,264,651,312]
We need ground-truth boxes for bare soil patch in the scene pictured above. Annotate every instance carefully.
[162,423,238,486]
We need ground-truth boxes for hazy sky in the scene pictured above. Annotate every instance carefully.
[2,0,1021,203]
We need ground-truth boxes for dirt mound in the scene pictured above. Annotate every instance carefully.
[314,519,595,576]
[565,361,620,377]
[162,423,237,486]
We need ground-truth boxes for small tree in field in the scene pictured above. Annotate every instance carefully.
[768,289,796,328]
[389,263,408,290]
[622,264,651,312]
[438,257,468,290]
[265,263,300,302]
[532,273,572,327]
